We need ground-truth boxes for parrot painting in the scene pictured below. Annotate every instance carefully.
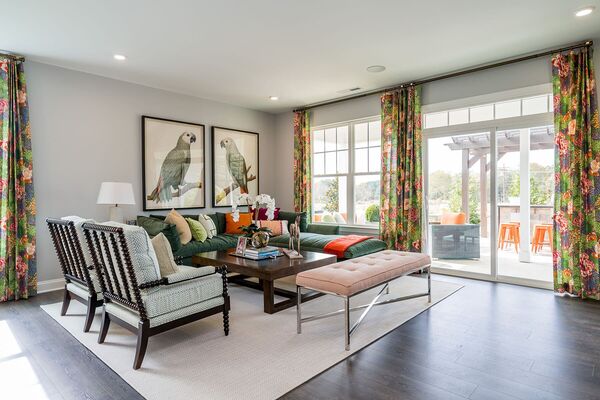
[150,131,197,203]
[220,137,248,194]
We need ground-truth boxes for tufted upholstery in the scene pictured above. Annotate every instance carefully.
[296,250,431,296]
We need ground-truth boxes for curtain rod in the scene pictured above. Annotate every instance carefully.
[293,40,593,113]
[0,51,25,61]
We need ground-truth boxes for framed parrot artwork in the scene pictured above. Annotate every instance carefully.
[142,116,206,211]
[211,126,259,207]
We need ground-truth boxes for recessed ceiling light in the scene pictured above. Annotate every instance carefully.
[367,65,386,73]
[113,54,127,61]
[269,96,279,101]
[575,6,594,16]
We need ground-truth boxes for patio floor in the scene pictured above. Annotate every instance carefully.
[431,237,552,283]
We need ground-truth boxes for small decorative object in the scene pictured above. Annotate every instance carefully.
[142,116,206,211]
[235,236,248,255]
[251,231,270,248]
[232,193,275,248]
[285,216,303,259]
[96,182,136,223]
[212,126,259,207]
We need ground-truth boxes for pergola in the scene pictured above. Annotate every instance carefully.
[444,126,554,238]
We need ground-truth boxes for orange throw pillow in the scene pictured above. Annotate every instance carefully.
[225,213,252,234]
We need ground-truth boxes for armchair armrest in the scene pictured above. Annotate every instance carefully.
[165,265,216,284]
[139,266,216,289]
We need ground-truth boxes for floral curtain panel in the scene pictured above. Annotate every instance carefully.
[380,86,423,252]
[293,110,311,216]
[0,57,36,301]
[552,47,599,300]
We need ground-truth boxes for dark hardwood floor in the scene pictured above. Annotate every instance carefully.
[1,276,600,400]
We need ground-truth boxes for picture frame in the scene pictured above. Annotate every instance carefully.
[211,126,259,207]
[142,116,206,211]
[235,236,248,255]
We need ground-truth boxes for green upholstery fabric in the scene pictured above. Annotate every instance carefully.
[211,213,227,235]
[306,224,340,235]
[268,232,386,259]
[149,214,200,221]
[142,272,223,319]
[174,234,240,259]
[278,211,308,232]
[137,216,182,252]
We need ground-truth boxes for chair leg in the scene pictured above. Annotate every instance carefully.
[223,301,230,337]
[344,297,350,351]
[60,287,71,316]
[133,321,150,370]
[83,295,97,333]
[98,307,111,344]
[297,286,302,334]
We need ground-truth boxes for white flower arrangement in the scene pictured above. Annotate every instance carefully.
[231,193,276,222]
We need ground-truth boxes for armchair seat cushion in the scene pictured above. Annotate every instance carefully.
[142,271,223,319]
[67,281,103,299]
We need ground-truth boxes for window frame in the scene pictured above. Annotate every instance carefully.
[311,115,381,228]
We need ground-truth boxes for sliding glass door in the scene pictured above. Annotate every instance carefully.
[426,132,491,276]
[425,125,554,287]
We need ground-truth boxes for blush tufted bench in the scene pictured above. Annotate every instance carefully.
[296,250,431,350]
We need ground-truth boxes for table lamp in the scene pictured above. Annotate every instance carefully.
[97,182,135,223]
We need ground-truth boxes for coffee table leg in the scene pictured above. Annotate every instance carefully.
[261,279,275,314]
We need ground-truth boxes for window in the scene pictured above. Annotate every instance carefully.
[312,118,381,226]
[423,93,553,129]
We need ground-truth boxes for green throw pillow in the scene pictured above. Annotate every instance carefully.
[186,217,208,242]
[137,216,182,252]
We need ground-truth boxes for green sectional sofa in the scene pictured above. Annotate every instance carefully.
[137,211,387,264]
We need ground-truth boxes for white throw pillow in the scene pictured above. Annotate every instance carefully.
[198,214,217,238]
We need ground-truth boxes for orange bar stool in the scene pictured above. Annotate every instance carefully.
[498,222,520,253]
[532,224,552,253]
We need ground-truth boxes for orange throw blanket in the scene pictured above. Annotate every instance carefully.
[323,235,372,258]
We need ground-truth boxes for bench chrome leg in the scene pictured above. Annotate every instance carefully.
[344,297,350,351]
[427,265,432,303]
[296,286,302,334]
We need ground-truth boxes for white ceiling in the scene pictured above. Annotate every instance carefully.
[2,0,600,113]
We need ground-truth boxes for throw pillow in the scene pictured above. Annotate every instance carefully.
[165,209,192,245]
[257,220,289,236]
[225,212,252,234]
[186,217,208,242]
[249,207,280,220]
[277,211,308,232]
[198,214,218,238]
[137,215,182,252]
[151,233,179,277]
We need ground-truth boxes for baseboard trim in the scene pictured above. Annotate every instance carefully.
[38,278,64,293]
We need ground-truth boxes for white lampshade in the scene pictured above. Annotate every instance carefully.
[97,182,135,205]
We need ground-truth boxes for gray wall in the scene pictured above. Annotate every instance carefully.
[273,42,600,212]
[27,62,276,283]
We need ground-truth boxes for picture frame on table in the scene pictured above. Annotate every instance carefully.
[211,126,259,207]
[142,116,206,211]
[235,236,248,255]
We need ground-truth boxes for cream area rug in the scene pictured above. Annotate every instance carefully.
[41,276,462,400]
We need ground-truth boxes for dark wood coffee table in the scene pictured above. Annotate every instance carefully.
[192,250,337,314]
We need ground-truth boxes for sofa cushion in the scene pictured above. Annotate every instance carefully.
[198,214,218,238]
[210,213,227,234]
[186,217,208,242]
[278,211,308,232]
[225,212,252,234]
[165,209,192,245]
[174,234,240,258]
[137,216,182,252]
[257,220,289,236]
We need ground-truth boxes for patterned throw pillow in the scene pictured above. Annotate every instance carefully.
[225,213,252,234]
[165,209,192,245]
[151,233,179,277]
[257,220,289,237]
[198,214,218,238]
[186,217,208,242]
